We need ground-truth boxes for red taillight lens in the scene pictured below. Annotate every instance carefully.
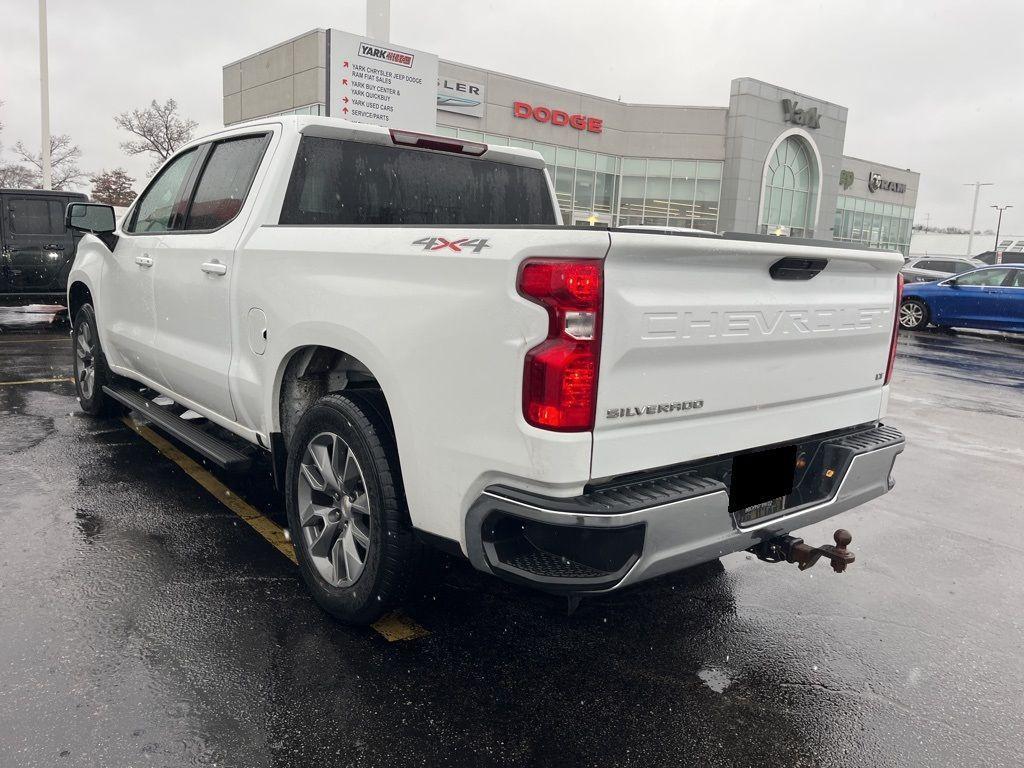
[884,273,904,385]
[518,259,603,431]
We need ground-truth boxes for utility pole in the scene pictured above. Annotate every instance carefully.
[991,204,1012,251]
[964,181,993,256]
[923,213,931,231]
[38,0,51,190]
[366,0,391,41]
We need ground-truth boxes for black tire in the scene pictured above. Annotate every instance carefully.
[72,303,121,417]
[285,392,421,625]
[898,298,930,331]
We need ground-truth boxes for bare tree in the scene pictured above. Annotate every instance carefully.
[0,163,38,189]
[13,134,87,190]
[90,168,136,206]
[114,99,197,171]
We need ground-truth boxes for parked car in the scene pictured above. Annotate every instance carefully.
[900,265,1024,332]
[900,256,985,284]
[973,250,1024,266]
[1,188,88,300]
[65,116,905,624]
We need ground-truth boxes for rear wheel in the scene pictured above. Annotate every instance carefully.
[898,298,929,331]
[285,393,421,625]
[72,304,120,417]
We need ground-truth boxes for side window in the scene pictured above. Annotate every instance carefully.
[914,260,936,270]
[1010,270,1024,288]
[184,135,268,231]
[7,198,62,235]
[930,261,956,273]
[128,148,198,234]
[954,262,975,274]
[956,268,1010,287]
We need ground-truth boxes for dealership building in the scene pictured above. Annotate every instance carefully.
[224,28,920,254]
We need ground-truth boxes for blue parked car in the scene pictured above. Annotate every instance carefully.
[899,265,1024,333]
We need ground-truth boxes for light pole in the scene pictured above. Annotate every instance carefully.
[991,204,1012,253]
[964,181,993,256]
[366,0,390,41]
[38,0,51,190]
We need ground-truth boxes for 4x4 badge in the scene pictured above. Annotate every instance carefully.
[412,237,490,253]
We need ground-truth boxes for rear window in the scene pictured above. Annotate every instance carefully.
[280,136,556,226]
[185,134,269,231]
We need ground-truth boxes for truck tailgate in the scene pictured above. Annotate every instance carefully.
[592,233,902,479]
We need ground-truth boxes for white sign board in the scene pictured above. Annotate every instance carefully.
[437,77,485,118]
[328,29,438,132]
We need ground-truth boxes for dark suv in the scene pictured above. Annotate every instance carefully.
[1,188,88,300]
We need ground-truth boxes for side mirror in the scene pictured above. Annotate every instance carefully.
[66,203,116,234]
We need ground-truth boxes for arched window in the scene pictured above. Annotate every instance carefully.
[760,135,818,237]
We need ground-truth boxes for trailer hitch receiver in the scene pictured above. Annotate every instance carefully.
[749,529,855,573]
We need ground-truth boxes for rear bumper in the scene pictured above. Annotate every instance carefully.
[465,424,904,593]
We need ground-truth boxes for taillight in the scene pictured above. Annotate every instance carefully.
[884,273,904,385]
[518,259,603,431]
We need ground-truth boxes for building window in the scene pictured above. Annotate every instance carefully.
[277,104,326,117]
[832,195,915,256]
[759,135,818,238]
[436,126,721,230]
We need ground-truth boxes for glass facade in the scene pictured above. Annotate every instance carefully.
[436,125,722,231]
[759,136,817,237]
[833,195,914,256]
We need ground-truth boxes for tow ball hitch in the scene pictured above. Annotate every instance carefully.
[749,529,855,573]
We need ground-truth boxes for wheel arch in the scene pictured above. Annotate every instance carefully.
[67,280,93,321]
[273,343,396,448]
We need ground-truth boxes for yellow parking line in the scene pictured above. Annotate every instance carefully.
[0,376,74,386]
[121,416,296,562]
[120,416,429,642]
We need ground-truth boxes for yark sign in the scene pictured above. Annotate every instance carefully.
[781,99,821,129]
[328,29,438,132]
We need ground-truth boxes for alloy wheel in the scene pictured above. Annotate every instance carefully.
[899,302,924,329]
[296,431,372,587]
[75,321,96,399]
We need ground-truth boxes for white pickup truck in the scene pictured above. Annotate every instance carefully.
[66,116,905,623]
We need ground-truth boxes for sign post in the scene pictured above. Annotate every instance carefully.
[328,29,438,132]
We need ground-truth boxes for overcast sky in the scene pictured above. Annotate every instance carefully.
[2,0,1022,230]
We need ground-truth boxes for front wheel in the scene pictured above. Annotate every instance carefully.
[72,304,121,416]
[285,393,421,625]
[898,298,930,331]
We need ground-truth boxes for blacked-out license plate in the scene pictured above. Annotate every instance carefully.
[728,443,797,524]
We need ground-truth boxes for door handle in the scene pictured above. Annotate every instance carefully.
[135,255,154,268]
[201,260,228,276]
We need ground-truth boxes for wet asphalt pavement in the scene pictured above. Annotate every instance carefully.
[1,319,1022,768]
